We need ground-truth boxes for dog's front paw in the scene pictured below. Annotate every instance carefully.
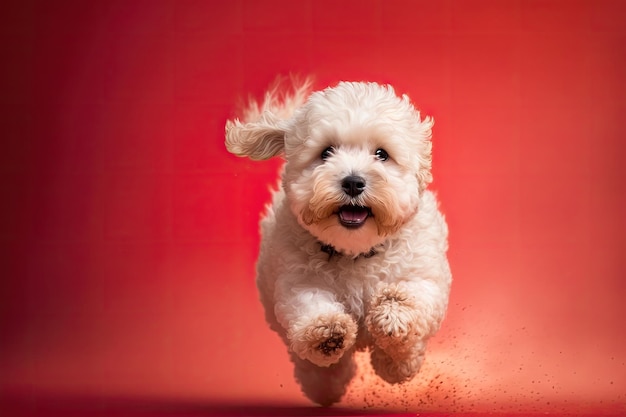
[289,313,357,367]
[366,284,422,357]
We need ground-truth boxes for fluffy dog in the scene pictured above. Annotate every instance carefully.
[225,78,452,406]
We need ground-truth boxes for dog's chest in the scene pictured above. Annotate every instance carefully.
[318,257,395,319]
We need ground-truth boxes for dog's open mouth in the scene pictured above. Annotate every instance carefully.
[337,205,371,228]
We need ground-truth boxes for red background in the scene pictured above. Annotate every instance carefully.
[1,1,625,415]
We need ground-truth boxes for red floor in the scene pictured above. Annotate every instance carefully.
[1,1,625,416]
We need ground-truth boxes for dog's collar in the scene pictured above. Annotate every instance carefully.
[320,243,378,260]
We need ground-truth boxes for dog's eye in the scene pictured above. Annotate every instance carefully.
[374,148,389,161]
[321,146,334,161]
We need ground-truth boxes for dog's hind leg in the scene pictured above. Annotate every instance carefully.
[369,343,425,384]
[292,348,356,406]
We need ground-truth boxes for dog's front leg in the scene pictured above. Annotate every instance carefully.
[366,280,447,383]
[274,285,358,367]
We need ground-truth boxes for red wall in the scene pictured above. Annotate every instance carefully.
[1,1,625,414]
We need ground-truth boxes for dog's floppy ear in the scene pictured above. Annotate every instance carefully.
[225,112,286,160]
[414,113,434,192]
[225,75,313,160]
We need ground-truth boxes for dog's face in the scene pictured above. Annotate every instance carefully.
[226,82,433,256]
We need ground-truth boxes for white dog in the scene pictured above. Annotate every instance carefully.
[225,79,452,406]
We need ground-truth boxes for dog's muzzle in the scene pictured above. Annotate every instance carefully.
[337,175,370,228]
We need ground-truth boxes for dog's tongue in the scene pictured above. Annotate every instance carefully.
[338,206,369,227]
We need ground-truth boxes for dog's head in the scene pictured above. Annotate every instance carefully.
[226,81,433,256]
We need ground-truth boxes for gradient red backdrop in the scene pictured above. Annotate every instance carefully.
[1,1,625,416]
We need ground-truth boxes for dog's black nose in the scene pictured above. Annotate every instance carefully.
[341,175,366,197]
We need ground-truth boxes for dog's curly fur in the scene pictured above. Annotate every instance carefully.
[225,78,452,406]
